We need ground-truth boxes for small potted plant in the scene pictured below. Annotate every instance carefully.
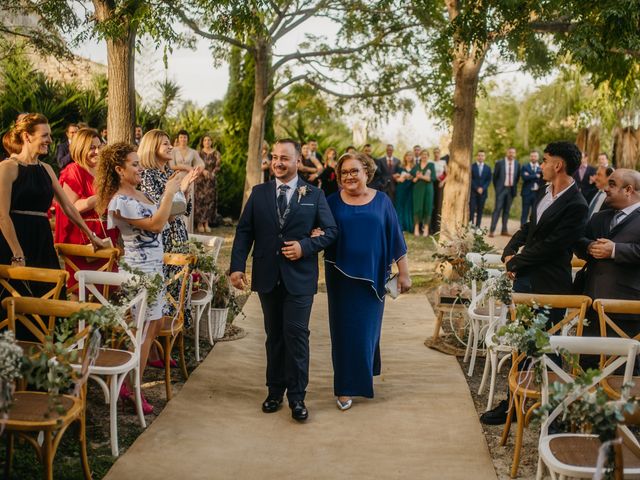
[0,331,23,416]
[210,267,243,340]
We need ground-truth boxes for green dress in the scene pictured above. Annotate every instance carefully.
[394,165,414,232]
[411,161,436,225]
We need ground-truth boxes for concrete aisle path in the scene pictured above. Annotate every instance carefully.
[105,294,496,480]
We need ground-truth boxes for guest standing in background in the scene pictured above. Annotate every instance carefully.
[411,149,436,237]
[171,129,205,233]
[324,152,411,411]
[55,128,119,293]
[134,125,143,146]
[394,152,414,232]
[299,142,323,186]
[308,139,324,164]
[195,135,221,233]
[572,151,597,203]
[520,150,544,227]
[430,147,447,234]
[261,140,273,183]
[586,166,614,219]
[319,147,339,197]
[56,123,79,170]
[412,145,421,167]
[469,150,492,228]
[375,144,400,201]
[489,147,520,237]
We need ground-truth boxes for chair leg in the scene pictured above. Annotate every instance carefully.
[4,432,13,478]
[133,367,146,428]
[109,374,119,457]
[467,318,480,376]
[511,393,526,478]
[194,306,202,362]
[43,429,54,480]
[478,350,490,394]
[500,392,514,447]
[179,332,189,380]
[535,455,544,480]
[79,412,92,480]
[432,310,444,340]
[486,352,498,412]
[207,306,214,346]
[464,318,474,363]
[164,335,172,400]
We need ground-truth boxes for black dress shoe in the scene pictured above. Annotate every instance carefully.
[290,400,308,421]
[479,399,516,425]
[262,396,283,413]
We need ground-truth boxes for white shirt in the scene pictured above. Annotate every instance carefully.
[530,162,540,191]
[588,190,606,218]
[476,162,485,176]
[610,201,640,259]
[275,176,298,205]
[536,180,575,223]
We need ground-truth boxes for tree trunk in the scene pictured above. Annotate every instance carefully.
[439,48,485,239]
[93,0,137,145]
[242,42,271,209]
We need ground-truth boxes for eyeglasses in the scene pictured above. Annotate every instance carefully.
[340,168,364,178]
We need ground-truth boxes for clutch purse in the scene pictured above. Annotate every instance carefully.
[385,274,400,299]
[170,191,187,216]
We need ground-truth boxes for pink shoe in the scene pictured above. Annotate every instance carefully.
[148,358,178,369]
[139,392,154,415]
[119,384,154,415]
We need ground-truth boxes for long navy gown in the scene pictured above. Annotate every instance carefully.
[325,191,407,397]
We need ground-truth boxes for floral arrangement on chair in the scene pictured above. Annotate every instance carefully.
[432,223,495,281]
[494,304,550,360]
[0,332,23,414]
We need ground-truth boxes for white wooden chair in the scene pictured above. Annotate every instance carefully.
[188,234,224,361]
[75,270,148,457]
[537,336,640,480]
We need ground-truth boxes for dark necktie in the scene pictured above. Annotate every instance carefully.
[277,184,290,218]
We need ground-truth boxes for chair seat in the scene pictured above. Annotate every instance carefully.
[602,375,640,398]
[1,392,80,428]
[191,289,212,304]
[472,305,504,317]
[541,433,640,473]
[509,370,572,397]
[159,315,184,336]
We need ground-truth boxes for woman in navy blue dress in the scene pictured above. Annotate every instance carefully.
[323,152,411,411]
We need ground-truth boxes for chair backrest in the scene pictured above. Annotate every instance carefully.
[539,336,639,437]
[468,268,502,309]
[594,299,640,341]
[75,270,148,351]
[55,243,120,294]
[510,293,592,336]
[0,265,67,301]
[1,296,102,344]
[163,253,194,324]
[188,234,224,264]
[466,252,503,268]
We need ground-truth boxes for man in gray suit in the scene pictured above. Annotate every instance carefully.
[574,169,640,336]
[489,147,520,237]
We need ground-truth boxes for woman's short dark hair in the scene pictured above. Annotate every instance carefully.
[177,129,189,138]
[336,152,376,184]
[543,141,581,176]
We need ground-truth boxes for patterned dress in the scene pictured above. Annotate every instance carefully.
[107,195,165,321]
[140,167,192,325]
[195,150,219,226]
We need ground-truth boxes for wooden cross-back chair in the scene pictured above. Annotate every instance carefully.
[0,265,67,302]
[155,253,194,400]
[1,297,102,480]
[594,299,640,401]
[55,243,120,296]
[500,293,592,478]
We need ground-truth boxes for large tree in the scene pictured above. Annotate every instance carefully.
[176,0,421,206]
[412,0,640,237]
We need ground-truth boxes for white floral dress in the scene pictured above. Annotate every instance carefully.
[107,194,165,321]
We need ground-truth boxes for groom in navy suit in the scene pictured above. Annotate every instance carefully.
[230,139,338,421]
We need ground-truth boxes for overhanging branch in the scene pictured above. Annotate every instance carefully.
[174,8,253,51]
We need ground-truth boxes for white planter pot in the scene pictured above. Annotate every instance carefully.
[210,307,229,340]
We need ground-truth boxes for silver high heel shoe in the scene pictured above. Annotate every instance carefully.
[336,398,353,411]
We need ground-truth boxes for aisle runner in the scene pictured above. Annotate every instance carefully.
[105,294,496,480]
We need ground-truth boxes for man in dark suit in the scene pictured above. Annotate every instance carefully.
[307,139,323,164]
[469,150,492,227]
[56,123,78,170]
[373,144,400,201]
[481,141,588,425]
[586,166,614,219]
[572,151,597,203]
[230,139,338,422]
[489,147,520,237]
[519,150,545,226]
[574,169,640,336]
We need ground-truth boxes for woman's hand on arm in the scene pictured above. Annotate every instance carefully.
[0,162,24,264]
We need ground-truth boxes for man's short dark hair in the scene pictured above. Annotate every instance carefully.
[307,138,316,143]
[477,149,485,154]
[177,129,189,137]
[543,141,581,176]
[413,144,421,149]
[274,138,302,156]
[66,123,78,132]
[345,145,355,151]
[599,152,609,159]
[363,143,371,148]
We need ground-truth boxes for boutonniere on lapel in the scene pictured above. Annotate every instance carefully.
[297,185,308,203]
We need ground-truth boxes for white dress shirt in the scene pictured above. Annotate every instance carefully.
[275,176,298,205]
[536,181,575,223]
[504,159,515,187]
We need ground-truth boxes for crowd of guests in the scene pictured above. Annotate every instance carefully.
[261,140,449,237]
[469,146,614,235]
[0,113,220,413]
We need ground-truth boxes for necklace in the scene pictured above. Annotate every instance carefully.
[9,155,38,166]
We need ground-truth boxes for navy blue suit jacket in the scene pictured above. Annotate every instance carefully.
[520,162,545,197]
[493,159,520,197]
[230,178,338,296]
[471,162,492,198]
